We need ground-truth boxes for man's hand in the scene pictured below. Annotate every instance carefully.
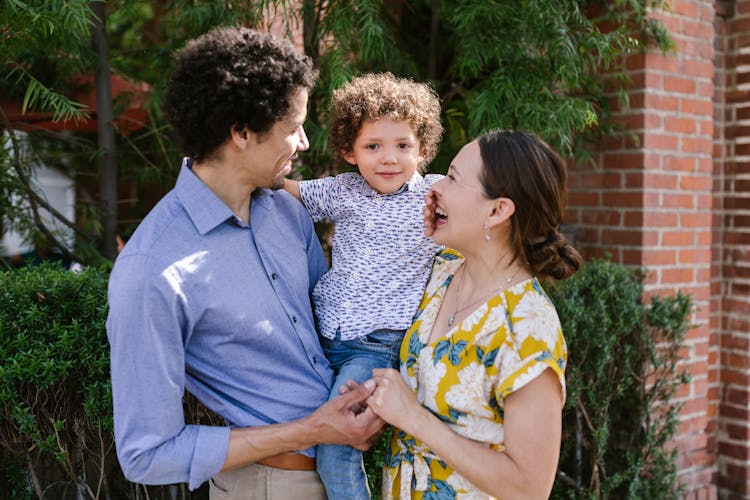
[306,379,386,451]
[337,379,368,414]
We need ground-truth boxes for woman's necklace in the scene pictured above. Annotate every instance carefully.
[447,264,523,327]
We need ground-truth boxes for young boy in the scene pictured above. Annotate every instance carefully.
[284,72,444,499]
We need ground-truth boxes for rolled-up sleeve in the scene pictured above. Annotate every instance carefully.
[299,176,340,222]
[106,253,229,490]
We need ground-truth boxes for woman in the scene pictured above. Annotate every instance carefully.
[367,130,582,499]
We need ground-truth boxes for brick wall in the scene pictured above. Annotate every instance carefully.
[717,0,750,496]
[567,0,720,496]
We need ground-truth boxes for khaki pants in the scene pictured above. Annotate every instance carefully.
[209,462,326,500]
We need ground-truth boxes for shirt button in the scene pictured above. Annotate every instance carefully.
[292,316,298,323]
[343,301,351,308]
[271,273,278,280]
[366,221,374,229]
[312,356,318,363]
[353,272,360,279]
[364,248,371,255]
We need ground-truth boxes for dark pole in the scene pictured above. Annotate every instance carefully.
[91,1,118,260]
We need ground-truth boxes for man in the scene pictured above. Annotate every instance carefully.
[106,26,383,499]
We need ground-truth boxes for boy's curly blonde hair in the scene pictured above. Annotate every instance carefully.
[328,72,443,170]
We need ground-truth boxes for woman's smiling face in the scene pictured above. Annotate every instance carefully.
[429,140,491,248]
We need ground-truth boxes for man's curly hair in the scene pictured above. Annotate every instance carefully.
[328,73,443,170]
[164,26,318,160]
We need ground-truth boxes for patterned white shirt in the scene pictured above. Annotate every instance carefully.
[300,171,443,341]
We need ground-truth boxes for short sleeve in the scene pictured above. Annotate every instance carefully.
[299,176,340,222]
[494,283,567,404]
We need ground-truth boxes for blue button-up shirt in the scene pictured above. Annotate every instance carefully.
[106,163,332,490]
[299,172,443,341]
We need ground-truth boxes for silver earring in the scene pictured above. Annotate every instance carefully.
[484,223,491,242]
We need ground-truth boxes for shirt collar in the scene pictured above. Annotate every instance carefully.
[176,157,271,235]
[358,171,425,197]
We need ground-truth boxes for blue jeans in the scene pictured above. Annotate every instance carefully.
[317,329,402,500]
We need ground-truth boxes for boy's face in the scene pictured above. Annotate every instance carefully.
[342,118,424,194]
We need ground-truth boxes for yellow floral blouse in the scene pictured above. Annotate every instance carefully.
[382,249,567,499]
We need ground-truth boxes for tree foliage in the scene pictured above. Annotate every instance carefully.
[1,0,671,263]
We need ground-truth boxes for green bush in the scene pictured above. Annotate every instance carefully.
[0,263,112,498]
[0,259,690,498]
[548,259,691,499]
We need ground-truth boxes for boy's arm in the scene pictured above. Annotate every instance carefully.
[283,179,302,201]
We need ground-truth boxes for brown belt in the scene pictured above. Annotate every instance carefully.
[257,452,316,471]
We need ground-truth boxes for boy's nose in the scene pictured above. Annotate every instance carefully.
[381,148,397,164]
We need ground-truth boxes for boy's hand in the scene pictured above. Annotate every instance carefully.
[423,190,437,237]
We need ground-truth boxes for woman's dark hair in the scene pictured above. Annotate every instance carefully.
[164,26,318,160]
[478,130,582,281]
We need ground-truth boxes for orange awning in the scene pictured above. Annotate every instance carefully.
[2,74,150,134]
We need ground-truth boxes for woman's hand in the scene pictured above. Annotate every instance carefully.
[367,368,424,433]
[423,190,437,237]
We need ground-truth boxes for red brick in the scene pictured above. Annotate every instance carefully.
[681,136,714,153]
[663,230,696,246]
[730,16,750,34]
[725,420,750,441]
[722,368,750,385]
[644,53,681,73]
[600,191,644,207]
[718,442,750,461]
[645,94,680,111]
[682,97,714,115]
[664,76,696,94]
[567,191,600,206]
[600,152,646,170]
[679,248,712,265]
[680,175,712,190]
[680,212,712,227]
[662,193,697,209]
[682,60,714,80]
[665,155,698,171]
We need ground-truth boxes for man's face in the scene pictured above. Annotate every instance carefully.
[247,88,310,190]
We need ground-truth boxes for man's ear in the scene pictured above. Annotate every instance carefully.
[486,197,515,228]
[342,149,357,166]
[230,124,250,149]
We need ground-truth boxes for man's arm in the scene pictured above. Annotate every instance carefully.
[223,380,383,470]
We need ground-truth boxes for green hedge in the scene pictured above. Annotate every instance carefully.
[0,259,690,499]
[549,260,691,499]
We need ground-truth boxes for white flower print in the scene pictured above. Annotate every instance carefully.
[417,350,446,411]
[511,364,545,393]
[455,412,504,443]
[401,359,418,392]
[513,291,559,346]
[496,343,520,379]
[483,303,507,334]
[447,471,486,499]
[445,363,492,419]
[461,302,488,331]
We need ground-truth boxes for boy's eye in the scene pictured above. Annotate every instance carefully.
[366,144,379,150]
[447,174,455,181]
[399,143,410,149]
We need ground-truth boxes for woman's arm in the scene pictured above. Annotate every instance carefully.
[369,367,562,499]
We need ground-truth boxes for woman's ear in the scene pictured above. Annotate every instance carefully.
[486,197,515,228]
